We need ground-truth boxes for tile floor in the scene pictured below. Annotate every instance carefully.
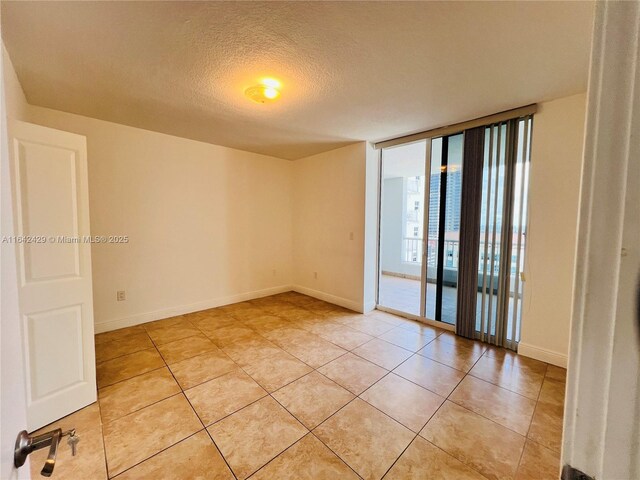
[31,292,566,480]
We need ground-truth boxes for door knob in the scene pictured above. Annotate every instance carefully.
[14,428,77,477]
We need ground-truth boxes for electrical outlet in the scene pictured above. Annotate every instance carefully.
[313,272,318,279]
[116,290,126,301]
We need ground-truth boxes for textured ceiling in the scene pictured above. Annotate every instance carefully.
[2,1,594,160]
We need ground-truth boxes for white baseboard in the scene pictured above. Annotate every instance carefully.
[94,284,293,333]
[518,342,568,368]
[291,285,363,313]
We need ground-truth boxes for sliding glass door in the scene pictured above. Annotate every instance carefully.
[426,134,464,325]
[378,140,427,316]
[378,133,464,324]
[377,114,533,351]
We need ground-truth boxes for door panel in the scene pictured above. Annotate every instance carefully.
[425,134,464,325]
[17,141,80,282]
[378,140,427,316]
[11,120,96,431]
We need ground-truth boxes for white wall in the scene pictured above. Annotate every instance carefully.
[519,93,587,367]
[292,143,367,311]
[563,3,640,476]
[1,42,30,479]
[27,106,294,333]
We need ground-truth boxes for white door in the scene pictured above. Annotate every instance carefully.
[11,120,96,431]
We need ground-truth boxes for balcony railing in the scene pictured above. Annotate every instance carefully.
[402,237,525,275]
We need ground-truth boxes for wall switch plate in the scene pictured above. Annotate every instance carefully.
[349,232,354,240]
[313,272,318,279]
[116,290,126,301]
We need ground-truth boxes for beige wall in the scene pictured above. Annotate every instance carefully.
[519,93,587,366]
[28,106,294,332]
[292,143,367,311]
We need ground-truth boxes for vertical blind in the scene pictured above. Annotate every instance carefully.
[455,127,485,338]
[472,116,533,350]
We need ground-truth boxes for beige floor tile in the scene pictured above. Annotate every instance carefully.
[318,352,388,395]
[419,338,484,372]
[484,348,548,374]
[281,336,347,369]
[261,326,311,344]
[469,355,545,399]
[95,325,146,345]
[243,314,290,332]
[277,308,320,322]
[98,368,180,423]
[116,431,234,480]
[222,336,283,367]
[539,377,566,407]
[156,333,218,364]
[339,315,396,336]
[367,310,407,326]
[146,322,202,346]
[192,315,237,333]
[205,324,256,346]
[352,338,413,370]
[30,423,107,480]
[251,434,359,480]
[421,401,525,480]
[384,437,486,480]
[545,365,567,383]
[361,373,444,432]
[527,400,563,453]
[95,332,154,363]
[169,349,238,389]
[437,331,487,352]
[208,396,308,479]
[379,326,437,352]
[143,315,191,331]
[515,440,561,480]
[308,322,374,350]
[230,307,269,321]
[102,394,202,477]
[96,348,165,388]
[450,375,536,435]
[185,369,267,426]
[273,372,354,429]
[243,349,312,392]
[314,398,414,480]
[396,319,444,336]
[393,354,465,397]
[221,300,255,311]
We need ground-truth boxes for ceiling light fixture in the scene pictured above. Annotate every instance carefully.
[245,78,281,104]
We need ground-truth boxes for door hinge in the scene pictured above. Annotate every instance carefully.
[561,465,595,480]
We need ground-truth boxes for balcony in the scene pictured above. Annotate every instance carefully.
[379,237,522,337]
